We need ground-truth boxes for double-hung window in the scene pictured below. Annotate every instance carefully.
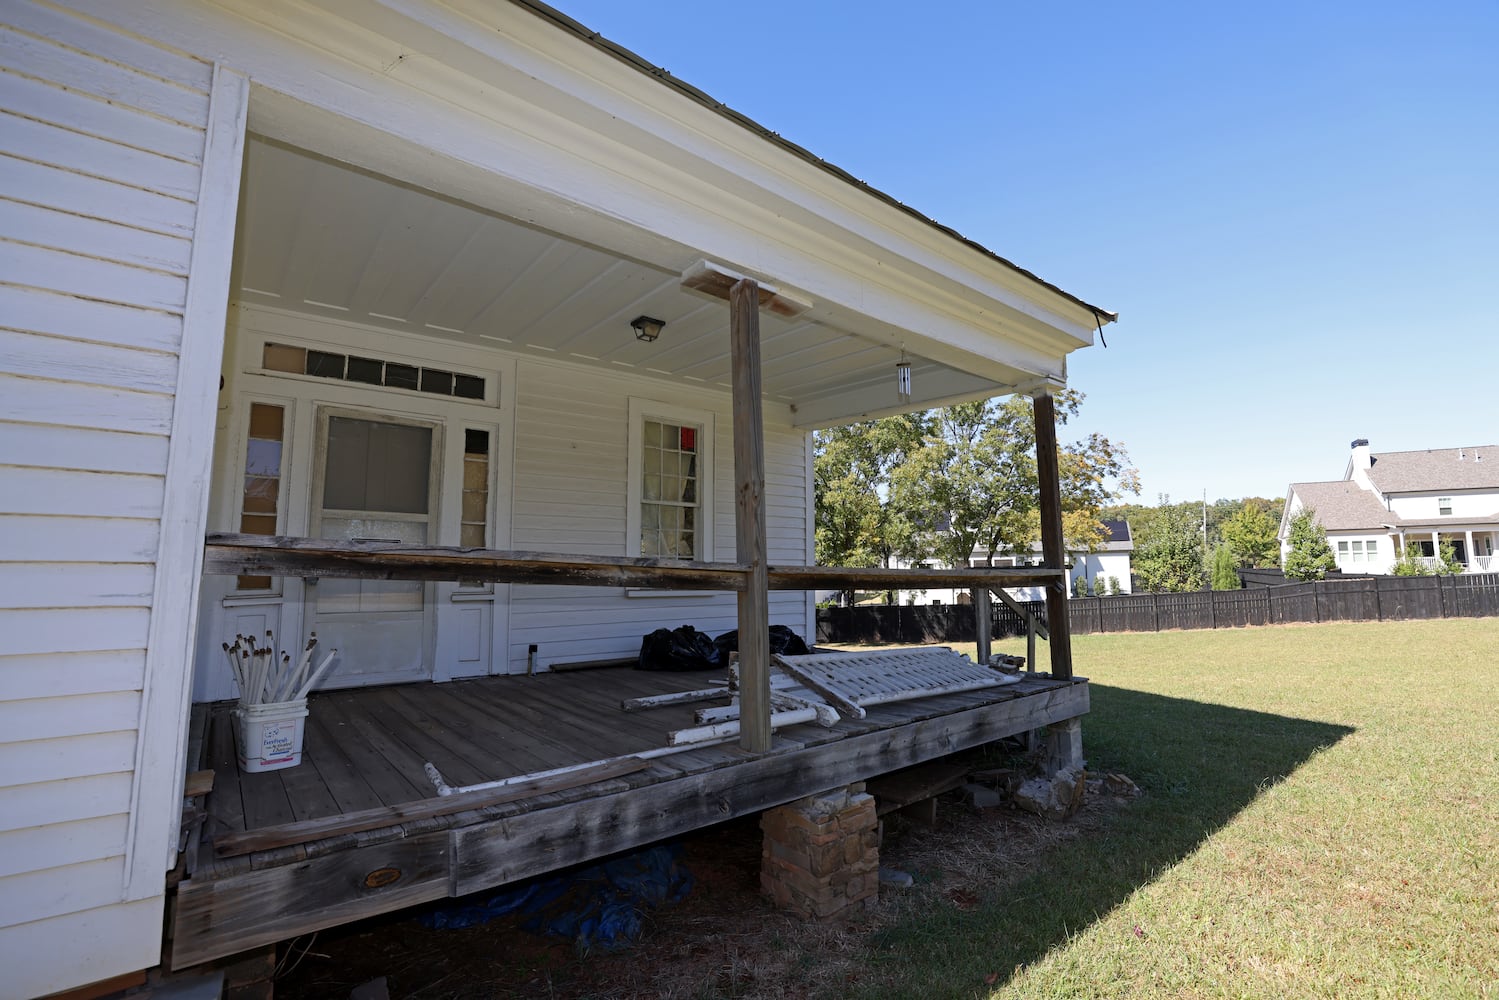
[628,399,714,561]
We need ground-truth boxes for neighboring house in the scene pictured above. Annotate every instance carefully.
[0,2,1112,995]
[1281,439,1499,574]
[897,519,1135,603]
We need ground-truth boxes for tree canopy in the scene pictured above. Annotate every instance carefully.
[1131,494,1207,592]
[813,391,1137,596]
[1219,500,1281,568]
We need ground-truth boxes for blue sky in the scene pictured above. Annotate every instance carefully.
[554,1,1498,504]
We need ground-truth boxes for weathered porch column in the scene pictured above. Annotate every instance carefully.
[1031,390,1073,680]
[730,278,772,752]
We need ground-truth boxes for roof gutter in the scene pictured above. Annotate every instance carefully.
[510,0,1117,326]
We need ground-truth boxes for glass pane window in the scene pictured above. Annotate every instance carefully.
[641,418,701,560]
[1438,497,1453,516]
[261,342,487,402]
[461,429,490,549]
[237,402,284,590]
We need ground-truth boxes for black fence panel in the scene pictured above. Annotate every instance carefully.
[815,573,1498,644]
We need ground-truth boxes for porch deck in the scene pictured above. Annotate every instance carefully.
[172,664,1087,968]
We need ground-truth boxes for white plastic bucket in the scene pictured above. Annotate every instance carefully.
[234,699,309,772]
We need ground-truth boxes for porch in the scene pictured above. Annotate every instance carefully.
[172,661,1087,968]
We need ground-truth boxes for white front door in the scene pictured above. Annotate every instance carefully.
[309,409,440,686]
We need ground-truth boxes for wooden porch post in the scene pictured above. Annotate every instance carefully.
[972,586,991,665]
[730,278,772,752]
[1032,391,1073,680]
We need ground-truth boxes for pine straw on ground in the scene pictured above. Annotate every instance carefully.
[273,757,1133,1000]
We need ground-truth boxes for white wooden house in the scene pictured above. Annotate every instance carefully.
[1282,439,1499,574]
[0,2,1113,995]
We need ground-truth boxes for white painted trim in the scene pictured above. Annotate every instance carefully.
[804,427,816,641]
[59,1,1089,388]
[123,65,248,901]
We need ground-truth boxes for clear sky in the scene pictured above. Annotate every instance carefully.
[553,1,1498,505]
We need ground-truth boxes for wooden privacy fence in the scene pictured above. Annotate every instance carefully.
[817,573,1499,643]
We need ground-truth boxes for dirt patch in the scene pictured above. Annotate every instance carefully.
[273,761,1134,999]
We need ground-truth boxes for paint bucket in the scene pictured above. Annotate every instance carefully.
[234,699,309,772]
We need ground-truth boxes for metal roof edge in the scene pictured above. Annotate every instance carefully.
[509,0,1117,325]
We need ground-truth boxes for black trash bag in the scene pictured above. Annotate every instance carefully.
[712,625,810,659]
[637,625,724,671]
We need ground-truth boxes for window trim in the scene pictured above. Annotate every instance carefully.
[626,397,715,565]
[1438,496,1453,516]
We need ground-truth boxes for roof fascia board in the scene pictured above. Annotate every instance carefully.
[64,0,1074,383]
[374,0,1106,339]
[298,0,1097,356]
[789,368,1055,429]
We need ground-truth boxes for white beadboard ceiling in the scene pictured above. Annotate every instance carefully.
[233,136,979,415]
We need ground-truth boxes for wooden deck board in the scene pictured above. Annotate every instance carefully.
[183,669,1088,968]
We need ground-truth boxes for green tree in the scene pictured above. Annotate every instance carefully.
[1390,540,1431,576]
[1133,495,1207,592]
[813,415,929,603]
[1210,545,1240,590]
[1283,508,1336,581]
[1072,573,1089,598]
[1220,501,1280,568]
[1434,540,1466,576]
[889,390,1138,572]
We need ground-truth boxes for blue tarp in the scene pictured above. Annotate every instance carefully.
[418,844,694,952]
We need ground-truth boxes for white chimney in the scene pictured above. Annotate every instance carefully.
[1350,438,1371,470]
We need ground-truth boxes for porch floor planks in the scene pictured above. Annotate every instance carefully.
[197,671,1083,870]
[396,682,572,777]
[357,687,492,789]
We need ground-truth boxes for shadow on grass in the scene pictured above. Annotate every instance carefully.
[859,683,1355,998]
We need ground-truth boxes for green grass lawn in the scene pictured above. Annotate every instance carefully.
[858,619,1499,999]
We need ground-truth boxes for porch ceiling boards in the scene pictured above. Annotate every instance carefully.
[234,136,987,422]
[173,666,1088,968]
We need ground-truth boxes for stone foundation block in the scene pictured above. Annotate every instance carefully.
[760,787,879,921]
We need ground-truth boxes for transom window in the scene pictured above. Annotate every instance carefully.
[628,399,714,562]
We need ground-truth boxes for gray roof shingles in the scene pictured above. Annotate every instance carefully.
[1365,446,1499,493]
[1290,481,1399,532]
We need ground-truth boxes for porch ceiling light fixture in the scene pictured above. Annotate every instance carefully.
[896,349,912,402]
[631,315,666,343]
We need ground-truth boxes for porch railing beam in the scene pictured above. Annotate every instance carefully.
[765,565,1062,590]
[1032,390,1074,680]
[203,534,752,591]
[729,277,772,753]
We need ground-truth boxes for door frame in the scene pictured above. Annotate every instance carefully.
[307,404,445,688]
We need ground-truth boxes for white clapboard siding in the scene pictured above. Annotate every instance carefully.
[0,375,175,435]
[0,815,127,879]
[0,25,209,125]
[0,198,193,274]
[0,857,129,930]
[0,731,139,788]
[0,692,142,745]
[0,515,160,563]
[0,238,188,311]
[0,70,205,164]
[0,772,134,834]
[2,897,163,1000]
[0,3,213,980]
[0,328,178,391]
[2,153,198,237]
[0,608,152,657]
[0,110,202,199]
[0,423,169,476]
[507,358,811,670]
[0,283,182,353]
[0,651,146,701]
[0,563,156,610]
[0,467,166,518]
